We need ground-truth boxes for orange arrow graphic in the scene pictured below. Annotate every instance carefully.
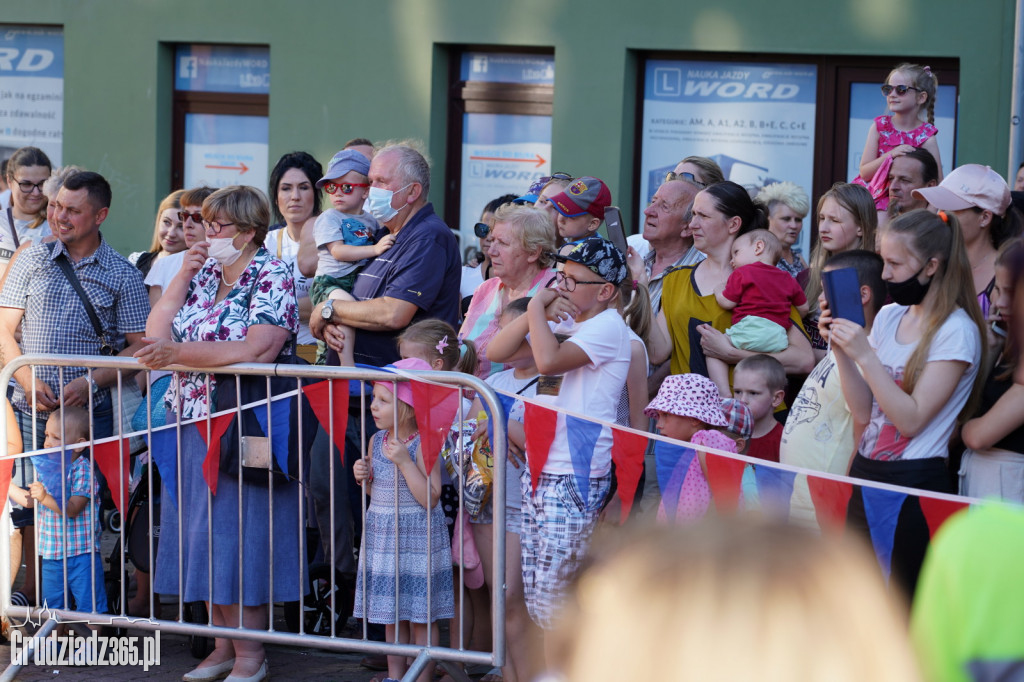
[204,162,250,174]
[469,154,546,168]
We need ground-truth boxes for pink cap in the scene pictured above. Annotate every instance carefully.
[913,164,1012,215]
[644,374,728,427]
[373,357,431,407]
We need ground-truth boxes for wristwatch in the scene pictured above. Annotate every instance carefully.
[90,377,100,396]
[321,300,334,321]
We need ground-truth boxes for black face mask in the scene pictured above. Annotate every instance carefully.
[886,263,932,306]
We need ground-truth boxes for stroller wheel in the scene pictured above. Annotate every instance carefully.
[107,510,122,533]
[185,602,213,659]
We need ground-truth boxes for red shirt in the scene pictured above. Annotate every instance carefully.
[722,262,807,328]
[747,421,783,463]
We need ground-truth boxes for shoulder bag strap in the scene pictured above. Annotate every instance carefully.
[6,207,19,248]
[48,243,111,350]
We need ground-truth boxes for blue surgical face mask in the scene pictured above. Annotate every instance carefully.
[365,183,412,223]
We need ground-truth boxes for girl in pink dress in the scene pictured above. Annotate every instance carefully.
[854,62,942,212]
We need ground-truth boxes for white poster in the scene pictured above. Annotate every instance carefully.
[183,113,268,190]
[640,60,817,257]
[0,26,63,164]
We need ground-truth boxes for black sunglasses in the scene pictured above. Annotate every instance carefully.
[881,84,921,96]
[474,222,490,239]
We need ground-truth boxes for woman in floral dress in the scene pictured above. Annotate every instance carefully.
[137,185,301,682]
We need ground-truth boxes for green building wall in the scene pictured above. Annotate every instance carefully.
[3,0,1016,252]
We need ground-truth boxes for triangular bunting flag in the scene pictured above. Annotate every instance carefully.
[302,380,349,463]
[754,465,796,520]
[523,402,557,494]
[32,448,74,511]
[861,487,907,581]
[740,464,758,510]
[410,380,460,476]
[565,415,602,510]
[611,428,647,523]
[252,392,292,474]
[0,455,12,517]
[654,440,695,520]
[486,392,515,450]
[197,412,234,495]
[92,437,131,515]
[705,452,745,514]
[807,475,853,534]
[919,496,969,539]
[147,425,179,509]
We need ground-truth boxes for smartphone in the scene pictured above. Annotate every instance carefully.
[604,206,628,256]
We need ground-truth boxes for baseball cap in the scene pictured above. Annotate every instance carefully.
[513,194,539,205]
[556,236,628,286]
[720,398,753,440]
[548,176,612,219]
[644,374,729,427]
[373,357,431,407]
[316,149,371,188]
[912,164,1012,215]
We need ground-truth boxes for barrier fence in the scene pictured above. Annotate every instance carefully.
[0,355,507,682]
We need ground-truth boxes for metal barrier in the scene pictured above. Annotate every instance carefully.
[0,355,507,682]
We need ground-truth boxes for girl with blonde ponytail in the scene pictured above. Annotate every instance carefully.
[827,208,985,596]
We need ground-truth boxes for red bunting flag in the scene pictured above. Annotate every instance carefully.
[919,496,969,538]
[196,412,234,495]
[705,452,745,513]
[807,475,853,534]
[92,437,131,514]
[409,380,460,476]
[302,380,350,463]
[523,402,557,494]
[611,428,647,523]
[0,456,14,517]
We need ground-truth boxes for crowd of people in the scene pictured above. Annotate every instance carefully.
[2,59,1023,681]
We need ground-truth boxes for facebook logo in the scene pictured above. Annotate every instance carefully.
[179,56,198,79]
[470,55,488,74]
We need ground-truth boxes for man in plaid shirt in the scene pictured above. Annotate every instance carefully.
[8,406,107,612]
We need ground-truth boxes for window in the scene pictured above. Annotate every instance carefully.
[171,44,270,191]
[446,49,554,252]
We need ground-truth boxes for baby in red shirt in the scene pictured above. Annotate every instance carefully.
[709,229,808,397]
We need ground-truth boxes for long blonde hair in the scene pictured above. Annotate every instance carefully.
[555,519,921,682]
[806,183,877,313]
[887,210,987,417]
[148,189,185,253]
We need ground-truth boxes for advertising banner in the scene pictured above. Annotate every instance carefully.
[175,44,269,94]
[183,113,268,190]
[640,59,817,256]
[0,25,63,164]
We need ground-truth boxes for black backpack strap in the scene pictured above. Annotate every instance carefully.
[6,207,19,248]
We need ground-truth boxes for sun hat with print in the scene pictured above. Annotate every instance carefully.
[720,398,753,440]
[556,236,628,286]
[912,164,1012,215]
[548,176,612,219]
[316,149,371,188]
[644,374,728,427]
[372,357,431,407]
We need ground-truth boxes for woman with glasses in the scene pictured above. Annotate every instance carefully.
[0,146,52,278]
[460,203,558,378]
[649,181,815,379]
[137,185,302,682]
[144,187,216,307]
[670,156,725,187]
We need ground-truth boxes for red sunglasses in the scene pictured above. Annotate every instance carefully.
[324,182,369,195]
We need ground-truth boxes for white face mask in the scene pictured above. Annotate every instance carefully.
[207,236,243,266]
[365,183,412,223]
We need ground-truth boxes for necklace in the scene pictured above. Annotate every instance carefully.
[220,248,256,287]
[383,429,419,447]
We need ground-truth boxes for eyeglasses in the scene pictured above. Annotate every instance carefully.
[881,84,921,96]
[324,182,369,195]
[664,171,707,188]
[474,222,491,239]
[551,270,606,292]
[202,218,235,235]
[13,178,45,194]
[178,210,203,224]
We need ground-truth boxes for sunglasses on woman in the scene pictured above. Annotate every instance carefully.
[474,222,491,239]
[664,171,707,188]
[324,181,369,195]
[881,84,921,96]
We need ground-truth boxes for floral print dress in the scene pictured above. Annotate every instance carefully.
[166,247,299,419]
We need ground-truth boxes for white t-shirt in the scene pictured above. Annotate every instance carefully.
[144,250,185,292]
[0,210,49,272]
[530,308,631,476]
[265,227,315,345]
[461,264,485,300]
[859,304,980,462]
[484,368,538,512]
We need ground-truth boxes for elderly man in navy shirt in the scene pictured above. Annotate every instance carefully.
[310,141,461,366]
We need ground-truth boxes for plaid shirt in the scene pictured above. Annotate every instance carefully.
[0,236,150,415]
[36,454,101,559]
[645,245,705,313]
